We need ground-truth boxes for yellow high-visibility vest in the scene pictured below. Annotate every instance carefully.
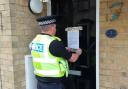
[30,34,69,77]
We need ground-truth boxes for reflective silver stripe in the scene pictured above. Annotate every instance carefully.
[69,70,81,76]
[36,70,60,75]
[33,58,57,63]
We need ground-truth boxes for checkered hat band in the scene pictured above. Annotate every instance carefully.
[39,19,56,26]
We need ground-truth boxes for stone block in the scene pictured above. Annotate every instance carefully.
[100,80,114,88]
[0,0,9,4]
[0,4,5,11]
[2,10,10,17]
[4,4,10,10]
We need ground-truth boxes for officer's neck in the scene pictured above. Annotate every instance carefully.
[41,31,54,36]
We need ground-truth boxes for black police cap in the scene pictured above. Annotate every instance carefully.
[36,16,56,26]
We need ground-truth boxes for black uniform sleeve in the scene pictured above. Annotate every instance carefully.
[49,40,72,60]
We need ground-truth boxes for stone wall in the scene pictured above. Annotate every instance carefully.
[0,0,14,89]
[0,0,47,89]
[100,0,128,89]
[11,1,38,89]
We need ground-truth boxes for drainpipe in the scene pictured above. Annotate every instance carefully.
[42,0,51,15]
[46,0,51,15]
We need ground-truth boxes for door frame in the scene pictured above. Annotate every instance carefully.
[96,0,100,89]
[47,0,100,89]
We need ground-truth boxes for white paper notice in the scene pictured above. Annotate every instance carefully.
[68,31,79,49]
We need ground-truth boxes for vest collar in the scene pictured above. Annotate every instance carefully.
[40,33,52,36]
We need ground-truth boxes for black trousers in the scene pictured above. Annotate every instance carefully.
[37,80,65,89]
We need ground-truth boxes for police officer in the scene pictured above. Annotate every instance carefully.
[29,16,82,89]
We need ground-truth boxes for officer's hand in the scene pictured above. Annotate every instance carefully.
[69,48,82,63]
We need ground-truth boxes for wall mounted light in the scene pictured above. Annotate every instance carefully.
[28,0,43,14]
